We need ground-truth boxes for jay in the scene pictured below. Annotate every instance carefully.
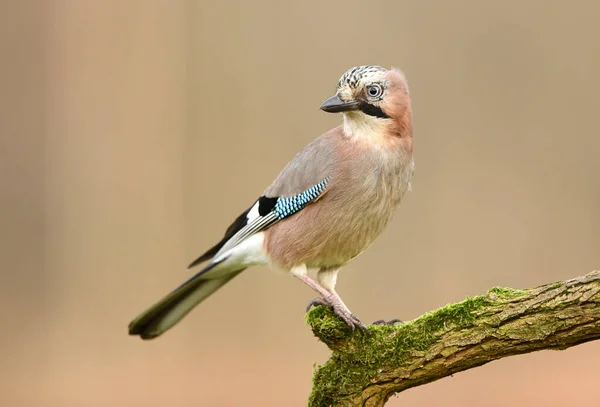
[129,65,414,339]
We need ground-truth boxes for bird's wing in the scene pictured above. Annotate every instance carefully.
[188,127,342,270]
[187,178,330,270]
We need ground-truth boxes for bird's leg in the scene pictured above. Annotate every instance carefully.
[294,266,367,332]
[290,265,333,298]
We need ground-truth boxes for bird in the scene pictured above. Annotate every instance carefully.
[128,65,414,340]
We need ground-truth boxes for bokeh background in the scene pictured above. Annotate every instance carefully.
[2,1,599,406]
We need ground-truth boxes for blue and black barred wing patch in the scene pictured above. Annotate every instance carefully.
[273,178,330,219]
[188,177,331,267]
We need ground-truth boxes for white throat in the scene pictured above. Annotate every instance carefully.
[343,111,389,141]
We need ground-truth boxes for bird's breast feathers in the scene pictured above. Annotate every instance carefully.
[191,125,413,273]
[264,140,414,269]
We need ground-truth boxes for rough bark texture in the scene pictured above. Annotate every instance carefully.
[306,270,600,407]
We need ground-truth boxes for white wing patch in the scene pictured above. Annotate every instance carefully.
[207,233,268,278]
[208,178,330,268]
[246,200,261,223]
[215,211,278,259]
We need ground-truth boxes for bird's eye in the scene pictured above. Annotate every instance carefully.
[367,85,382,98]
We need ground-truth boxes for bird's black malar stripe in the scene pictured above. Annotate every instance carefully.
[360,103,390,119]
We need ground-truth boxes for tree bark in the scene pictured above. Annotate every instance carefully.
[306,270,600,406]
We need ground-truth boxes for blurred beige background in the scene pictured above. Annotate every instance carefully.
[2,1,599,406]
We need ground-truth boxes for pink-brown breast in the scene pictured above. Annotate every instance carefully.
[264,130,413,270]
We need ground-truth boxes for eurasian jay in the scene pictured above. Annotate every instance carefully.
[129,65,414,339]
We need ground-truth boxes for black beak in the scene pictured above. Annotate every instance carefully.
[319,94,361,113]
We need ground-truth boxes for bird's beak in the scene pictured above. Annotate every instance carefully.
[319,94,361,113]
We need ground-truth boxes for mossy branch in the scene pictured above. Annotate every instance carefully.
[306,270,600,407]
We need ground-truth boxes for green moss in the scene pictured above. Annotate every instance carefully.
[488,286,527,298]
[305,306,354,343]
[307,295,491,406]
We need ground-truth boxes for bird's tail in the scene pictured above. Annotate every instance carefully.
[128,266,245,340]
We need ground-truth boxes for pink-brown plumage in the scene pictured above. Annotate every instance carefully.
[265,68,413,270]
[128,65,414,339]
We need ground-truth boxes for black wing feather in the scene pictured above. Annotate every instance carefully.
[186,207,251,269]
[186,179,328,269]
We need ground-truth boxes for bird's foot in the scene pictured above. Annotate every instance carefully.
[306,295,368,332]
[306,297,331,312]
[371,318,404,325]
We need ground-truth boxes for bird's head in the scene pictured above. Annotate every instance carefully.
[320,65,411,139]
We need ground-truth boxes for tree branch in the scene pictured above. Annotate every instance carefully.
[306,270,600,406]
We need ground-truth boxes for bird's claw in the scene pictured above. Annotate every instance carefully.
[335,308,368,332]
[371,318,404,326]
[306,297,330,312]
[306,296,369,333]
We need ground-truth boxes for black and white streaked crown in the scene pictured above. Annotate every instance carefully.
[337,65,386,89]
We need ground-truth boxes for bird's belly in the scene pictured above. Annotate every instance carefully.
[302,222,384,269]
[265,172,411,270]
[303,197,399,268]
